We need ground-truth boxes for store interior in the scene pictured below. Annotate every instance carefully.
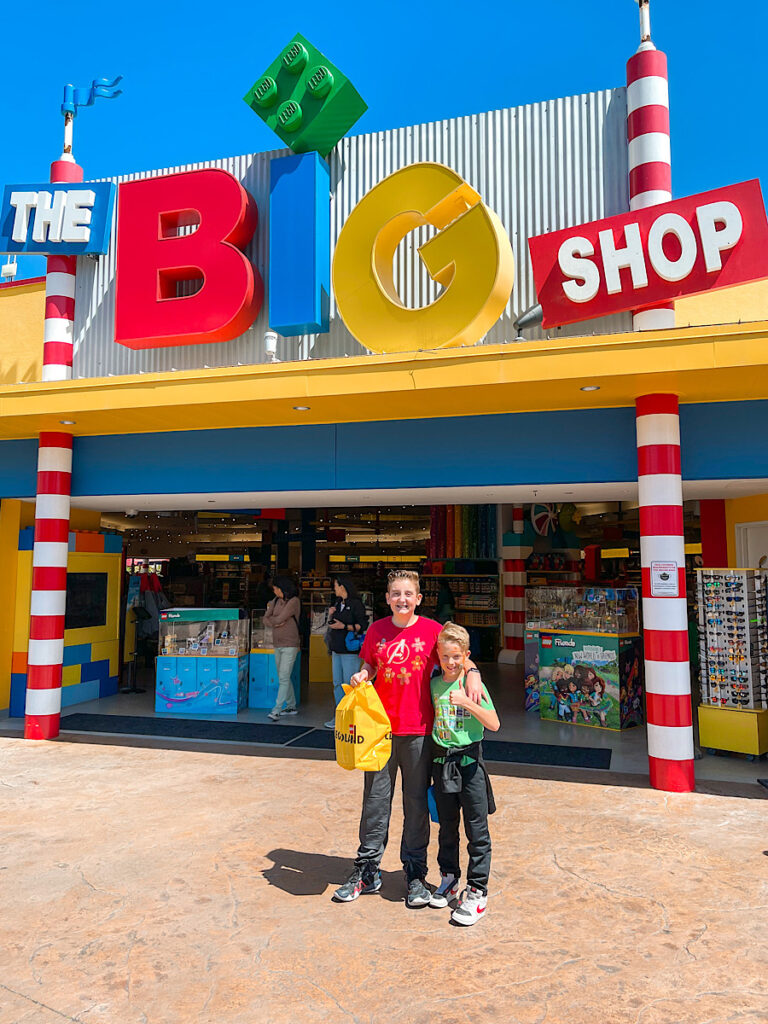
[7,495,766,784]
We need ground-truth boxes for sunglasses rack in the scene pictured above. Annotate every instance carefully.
[697,569,768,711]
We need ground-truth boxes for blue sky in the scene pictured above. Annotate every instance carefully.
[5,0,766,280]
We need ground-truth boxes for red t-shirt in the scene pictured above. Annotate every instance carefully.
[360,616,442,736]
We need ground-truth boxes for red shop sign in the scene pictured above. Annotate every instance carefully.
[528,180,768,328]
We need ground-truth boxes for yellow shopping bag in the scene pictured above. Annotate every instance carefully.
[335,683,392,771]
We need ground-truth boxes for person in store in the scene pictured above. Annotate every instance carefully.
[434,581,456,624]
[263,576,301,721]
[253,570,274,611]
[324,574,369,730]
[332,569,484,908]
[428,621,499,925]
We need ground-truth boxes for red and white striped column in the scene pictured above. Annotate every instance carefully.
[24,432,73,739]
[24,154,82,740]
[626,2,674,331]
[43,157,82,380]
[636,394,694,792]
[499,507,530,665]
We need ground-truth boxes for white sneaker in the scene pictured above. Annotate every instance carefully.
[267,710,281,721]
[324,719,336,730]
[429,873,459,908]
[280,707,298,716]
[451,886,487,926]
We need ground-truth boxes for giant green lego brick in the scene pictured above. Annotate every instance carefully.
[243,33,367,157]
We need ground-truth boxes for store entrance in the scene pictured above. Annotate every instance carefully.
[110,503,506,728]
[48,496,707,778]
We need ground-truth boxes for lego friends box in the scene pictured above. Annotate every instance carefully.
[538,632,643,732]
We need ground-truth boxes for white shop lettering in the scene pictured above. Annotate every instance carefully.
[557,201,744,304]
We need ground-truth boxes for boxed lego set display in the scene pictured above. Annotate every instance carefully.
[155,609,249,714]
[530,588,643,731]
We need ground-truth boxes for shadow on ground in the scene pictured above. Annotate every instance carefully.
[263,848,405,903]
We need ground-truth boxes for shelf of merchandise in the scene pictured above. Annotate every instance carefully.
[421,573,502,659]
[697,569,768,714]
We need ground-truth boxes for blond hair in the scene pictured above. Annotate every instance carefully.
[387,569,420,592]
[437,621,470,652]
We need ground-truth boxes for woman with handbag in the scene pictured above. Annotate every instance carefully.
[324,574,368,729]
[263,576,301,721]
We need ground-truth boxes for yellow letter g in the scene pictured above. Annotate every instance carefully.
[332,163,514,354]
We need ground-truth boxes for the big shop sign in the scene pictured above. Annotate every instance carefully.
[1,163,767,355]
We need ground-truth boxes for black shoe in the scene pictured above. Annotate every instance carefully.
[406,877,431,907]
[332,868,382,902]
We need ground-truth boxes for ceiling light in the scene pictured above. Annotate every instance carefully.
[59,419,76,425]
[580,385,600,392]
[293,405,310,411]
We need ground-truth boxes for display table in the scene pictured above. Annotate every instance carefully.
[528,587,643,732]
[248,649,301,709]
[155,608,249,714]
[309,635,332,684]
[698,705,768,758]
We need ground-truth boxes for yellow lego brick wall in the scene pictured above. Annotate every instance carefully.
[11,551,121,653]
[0,500,22,709]
[62,665,81,687]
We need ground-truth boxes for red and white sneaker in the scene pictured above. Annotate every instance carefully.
[451,886,487,925]
[429,873,459,908]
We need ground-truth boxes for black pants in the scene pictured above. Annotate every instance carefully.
[433,759,492,894]
[354,734,431,881]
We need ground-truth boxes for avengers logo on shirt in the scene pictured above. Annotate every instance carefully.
[377,637,411,665]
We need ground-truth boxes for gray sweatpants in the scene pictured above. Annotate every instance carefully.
[354,734,432,881]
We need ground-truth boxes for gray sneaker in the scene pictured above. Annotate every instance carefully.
[406,877,431,907]
[332,868,382,902]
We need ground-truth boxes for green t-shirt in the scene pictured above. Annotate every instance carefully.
[430,674,495,759]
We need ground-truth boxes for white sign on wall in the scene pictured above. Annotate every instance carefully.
[650,561,679,597]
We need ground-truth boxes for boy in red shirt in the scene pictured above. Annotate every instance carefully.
[333,570,483,907]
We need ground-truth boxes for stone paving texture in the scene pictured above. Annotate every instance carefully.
[1,738,767,1024]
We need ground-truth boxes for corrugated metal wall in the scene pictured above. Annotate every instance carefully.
[73,87,630,378]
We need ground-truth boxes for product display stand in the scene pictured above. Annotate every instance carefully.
[526,587,644,731]
[697,569,768,759]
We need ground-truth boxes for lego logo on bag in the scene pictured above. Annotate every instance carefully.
[336,725,365,744]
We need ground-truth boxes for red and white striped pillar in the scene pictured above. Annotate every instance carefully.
[626,2,674,331]
[43,157,82,379]
[24,432,73,739]
[24,153,82,740]
[636,394,694,792]
[499,507,531,665]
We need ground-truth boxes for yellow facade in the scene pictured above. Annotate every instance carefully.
[0,278,44,385]
[3,317,768,440]
[724,493,768,567]
[1,277,768,439]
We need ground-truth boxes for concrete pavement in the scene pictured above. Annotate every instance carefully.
[1,737,766,1024]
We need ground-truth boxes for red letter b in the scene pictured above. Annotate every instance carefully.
[115,168,263,350]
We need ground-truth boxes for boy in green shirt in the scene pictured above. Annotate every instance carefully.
[429,622,500,925]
